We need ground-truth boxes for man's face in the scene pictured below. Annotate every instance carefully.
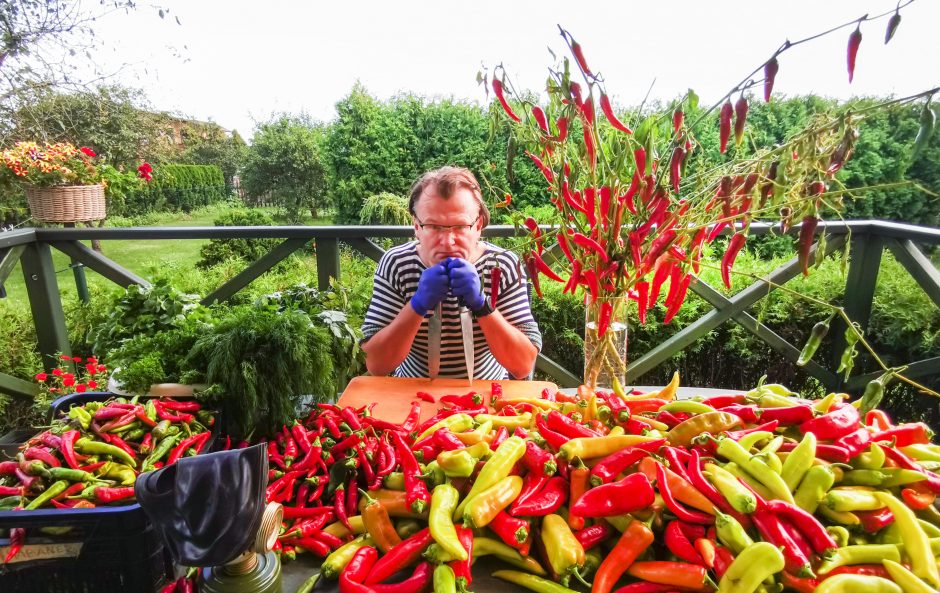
[413,187,483,264]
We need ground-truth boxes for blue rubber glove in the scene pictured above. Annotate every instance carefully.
[447,258,485,311]
[410,262,451,315]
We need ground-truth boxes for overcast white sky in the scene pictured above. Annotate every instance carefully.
[89,0,938,139]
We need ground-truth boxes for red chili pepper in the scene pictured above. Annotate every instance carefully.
[872,422,934,447]
[721,233,746,289]
[797,216,819,277]
[160,400,201,412]
[595,300,614,339]
[570,473,654,518]
[364,529,432,585]
[533,414,569,452]
[752,509,813,577]
[570,522,612,552]
[599,94,633,134]
[340,546,378,593]
[581,268,600,304]
[546,410,598,439]
[509,475,568,517]
[719,99,734,153]
[701,394,746,408]
[24,446,60,468]
[663,274,691,325]
[571,232,609,263]
[569,38,592,76]
[525,150,554,184]
[530,251,564,283]
[389,432,430,514]
[799,404,859,440]
[492,78,520,122]
[655,462,713,525]
[4,527,25,563]
[94,486,137,504]
[847,25,862,83]
[531,105,549,133]
[754,404,810,425]
[108,435,137,461]
[583,125,597,172]
[865,409,893,430]
[590,439,664,487]
[881,446,940,494]
[764,500,837,555]
[450,525,474,589]
[671,109,685,134]
[415,391,436,404]
[668,146,686,194]
[664,521,705,565]
[763,57,780,102]
[633,281,650,324]
[734,96,749,146]
[856,507,896,533]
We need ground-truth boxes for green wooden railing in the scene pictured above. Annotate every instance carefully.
[1,220,939,398]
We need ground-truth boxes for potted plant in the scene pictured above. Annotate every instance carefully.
[0,142,150,223]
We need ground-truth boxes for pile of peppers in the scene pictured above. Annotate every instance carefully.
[0,395,215,563]
[276,377,940,593]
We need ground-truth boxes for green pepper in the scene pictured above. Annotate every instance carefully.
[383,472,405,491]
[782,432,817,491]
[877,492,940,587]
[436,450,476,478]
[704,463,757,514]
[715,511,754,554]
[422,461,445,489]
[151,420,172,441]
[793,464,836,514]
[320,535,372,579]
[492,570,579,593]
[859,372,890,416]
[717,438,793,503]
[472,537,547,576]
[659,400,716,415]
[0,495,23,510]
[142,433,181,472]
[718,541,785,593]
[429,484,466,561]
[48,467,96,483]
[797,317,831,367]
[326,458,356,499]
[541,514,585,586]
[25,480,69,510]
[433,564,457,593]
[818,544,902,575]
[68,406,92,431]
[454,436,525,519]
[74,438,137,468]
[854,443,886,470]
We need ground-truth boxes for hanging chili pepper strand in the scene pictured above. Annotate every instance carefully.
[798,216,819,276]
[673,108,684,133]
[526,151,554,184]
[531,106,549,133]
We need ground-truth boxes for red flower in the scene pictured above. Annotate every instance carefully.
[87,380,98,389]
[35,373,48,381]
[60,354,72,360]
[62,377,75,387]
[52,368,63,377]
[137,162,153,183]
[49,387,59,393]
[86,357,98,364]
[63,373,74,380]
[71,356,82,362]
[80,147,96,157]
[75,384,87,393]
[85,363,97,374]
[97,364,107,372]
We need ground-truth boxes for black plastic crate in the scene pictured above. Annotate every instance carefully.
[0,391,218,593]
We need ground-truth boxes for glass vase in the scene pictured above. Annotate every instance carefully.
[583,294,629,390]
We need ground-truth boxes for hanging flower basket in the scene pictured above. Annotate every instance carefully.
[26,184,106,223]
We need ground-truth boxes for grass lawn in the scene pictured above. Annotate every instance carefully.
[0,204,334,310]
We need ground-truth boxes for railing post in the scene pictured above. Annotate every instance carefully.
[832,232,883,388]
[20,241,71,371]
[316,237,341,291]
[71,261,90,304]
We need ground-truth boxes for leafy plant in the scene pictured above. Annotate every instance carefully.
[359,192,411,225]
[183,306,336,439]
[92,278,204,356]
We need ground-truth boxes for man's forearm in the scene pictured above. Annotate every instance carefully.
[478,312,538,379]
[362,306,424,376]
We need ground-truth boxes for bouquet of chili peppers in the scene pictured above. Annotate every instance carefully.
[280,378,940,593]
[484,11,934,390]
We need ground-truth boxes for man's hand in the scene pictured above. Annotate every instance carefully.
[447,258,485,311]
[410,263,451,315]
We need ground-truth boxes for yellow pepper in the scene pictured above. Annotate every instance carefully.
[416,413,474,444]
[463,475,523,528]
[541,514,585,586]
[454,436,525,519]
[472,413,532,430]
[558,434,661,460]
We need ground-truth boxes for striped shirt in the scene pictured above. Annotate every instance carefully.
[361,241,542,380]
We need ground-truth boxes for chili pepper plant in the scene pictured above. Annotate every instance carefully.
[484,9,936,390]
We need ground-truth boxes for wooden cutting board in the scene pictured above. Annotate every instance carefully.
[337,376,559,424]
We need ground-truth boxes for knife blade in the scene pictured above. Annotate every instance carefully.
[460,306,474,385]
[427,303,442,380]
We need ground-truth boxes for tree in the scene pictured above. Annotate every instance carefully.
[0,1,174,136]
[179,128,248,189]
[5,85,160,166]
[241,115,328,222]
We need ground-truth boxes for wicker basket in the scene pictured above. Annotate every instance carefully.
[26,184,106,223]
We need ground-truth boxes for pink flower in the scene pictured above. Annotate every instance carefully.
[75,384,87,393]
[35,373,48,381]
[80,147,96,157]
[87,380,98,389]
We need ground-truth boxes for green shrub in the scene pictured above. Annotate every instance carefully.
[196,208,281,269]
[123,164,226,214]
[359,193,411,225]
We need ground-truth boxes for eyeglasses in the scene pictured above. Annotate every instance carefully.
[415,215,480,235]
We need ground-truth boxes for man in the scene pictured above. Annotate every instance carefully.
[361,166,541,380]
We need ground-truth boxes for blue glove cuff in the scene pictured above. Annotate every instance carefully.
[410,296,428,316]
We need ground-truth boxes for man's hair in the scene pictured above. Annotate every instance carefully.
[408,166,491,228]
